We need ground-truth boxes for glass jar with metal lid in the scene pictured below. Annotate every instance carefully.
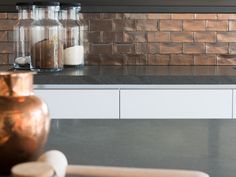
[30,1,63,72]
[13,2,33,70]
[59,2,84,67]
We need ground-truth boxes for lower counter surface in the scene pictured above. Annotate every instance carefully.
[45,119,236,177]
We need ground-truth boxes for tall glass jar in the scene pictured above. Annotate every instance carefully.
[59,2,84,67]
[31,2,63,72]
[13,2,33,70]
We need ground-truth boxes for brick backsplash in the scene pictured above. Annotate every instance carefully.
[2,13,236,65]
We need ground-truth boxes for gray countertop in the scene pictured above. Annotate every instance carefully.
[2,65,236,84]
[46,119,236,177]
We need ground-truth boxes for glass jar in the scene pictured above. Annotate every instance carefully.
[13,2,33,70]
[59,2,84,67]
[31,1,63,72]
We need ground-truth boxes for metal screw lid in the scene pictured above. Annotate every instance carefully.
[33,1,60,6]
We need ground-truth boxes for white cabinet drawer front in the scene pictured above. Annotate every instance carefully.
[35,90,119,119]
[232,90,236,119]
[120,89,232,119]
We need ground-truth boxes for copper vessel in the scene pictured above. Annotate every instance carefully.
[0,72,50,175]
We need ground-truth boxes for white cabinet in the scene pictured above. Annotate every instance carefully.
[35,89,119,119]
[120,89,232,119]
[34,85,234,119]
[233,90,236,119]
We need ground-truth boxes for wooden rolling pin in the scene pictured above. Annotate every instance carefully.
[12,150,209,177]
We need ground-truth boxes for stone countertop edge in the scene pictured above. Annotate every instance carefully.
[2,65,236,85]
[33,75,236,85]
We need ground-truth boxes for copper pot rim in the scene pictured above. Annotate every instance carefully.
[0,71,37,97]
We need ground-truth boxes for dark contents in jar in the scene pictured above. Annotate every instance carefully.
[32,39,63,69]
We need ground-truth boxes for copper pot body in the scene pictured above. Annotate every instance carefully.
[0,72,50,175]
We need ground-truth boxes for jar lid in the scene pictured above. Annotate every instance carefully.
[60,2,81,8]
[33,1,60,6]
[16,2,33,6]
[0,72,34,97]
[16,2,33,9]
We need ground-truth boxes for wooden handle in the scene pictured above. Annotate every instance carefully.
[66,165,209,177]
[11,162,54,177]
